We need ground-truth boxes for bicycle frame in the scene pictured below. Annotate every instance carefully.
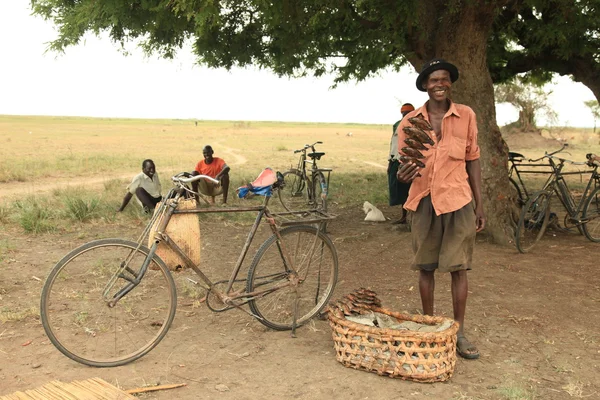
[508,155,553,201]
[107,183,329,315]
[288,141,331,206]
[542,157,600,225]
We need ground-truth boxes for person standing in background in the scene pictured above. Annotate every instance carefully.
[388,103,415,224]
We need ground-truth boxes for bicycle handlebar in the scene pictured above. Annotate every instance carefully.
[172,173,220,185]
[528,143,569,162]
[293,141,323,153]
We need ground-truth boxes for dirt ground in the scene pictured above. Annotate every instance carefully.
[1,200,599,400]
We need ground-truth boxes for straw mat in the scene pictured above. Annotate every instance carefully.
[0,377,135,400]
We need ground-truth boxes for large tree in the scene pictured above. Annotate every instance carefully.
[31,0,597,243]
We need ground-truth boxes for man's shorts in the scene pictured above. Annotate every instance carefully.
[198,179,223,197]
[409,195,476,273]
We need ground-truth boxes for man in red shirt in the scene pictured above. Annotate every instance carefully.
[396,59,486,360]
[192,145,230,204]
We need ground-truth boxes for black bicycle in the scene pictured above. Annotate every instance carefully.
[508,146,568,207]
[515,151,600,253]
[278,141,332,212]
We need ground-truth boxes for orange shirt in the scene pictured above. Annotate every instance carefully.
[195,157,226,178]
[397,101,480,215]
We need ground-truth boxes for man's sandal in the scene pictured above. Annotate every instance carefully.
[457,335,480,360]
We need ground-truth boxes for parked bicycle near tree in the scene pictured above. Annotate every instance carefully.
[508,145,568,207]
[278,141,332,212]
[515,150,600,253]
[40,170,338,367]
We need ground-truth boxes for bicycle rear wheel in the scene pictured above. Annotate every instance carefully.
[312,172,328,213]
[246,225,338,330]
[515,190,551,253]
[509,177,525,206]
[278,170,307,212]
[581,186,600,242]
[40,239,177,367]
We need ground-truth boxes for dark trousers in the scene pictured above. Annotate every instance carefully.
[135,187,162,211]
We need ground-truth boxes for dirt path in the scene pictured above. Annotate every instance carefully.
[1,205,599,399]
[0,174,134,200]
[215,143,248,166]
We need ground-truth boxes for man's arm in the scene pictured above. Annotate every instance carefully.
[215,164,230,181]
[118,175,139,212]
[118,192,133,212]
[466,159,485,232]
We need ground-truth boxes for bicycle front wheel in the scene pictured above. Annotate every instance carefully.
[581,186,600,242]
[515,190,551,253]
[40,239,177,367]
[247,225,338,330]
[278,170,307,212]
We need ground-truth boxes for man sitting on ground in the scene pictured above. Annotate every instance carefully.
[192,145,230,205]
[118,159,162,213]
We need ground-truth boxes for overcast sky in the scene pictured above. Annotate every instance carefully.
[0,3,597,127]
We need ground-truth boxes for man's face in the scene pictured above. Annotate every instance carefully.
[424,70,452,102]
[143,161,156,178]
[203,149,214,163]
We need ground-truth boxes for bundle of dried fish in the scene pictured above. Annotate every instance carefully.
[326,287,382,317]
[400,117,435,168]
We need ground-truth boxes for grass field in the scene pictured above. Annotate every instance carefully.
[0,115,391,183]
[1,114,598,233]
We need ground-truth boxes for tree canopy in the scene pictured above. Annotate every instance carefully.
[489,1,600,100]
[31,0,600,99]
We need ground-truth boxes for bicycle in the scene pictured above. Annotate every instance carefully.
[508,151,530,206]
[40,171,338,367]
[278,141,332,212]
[515,150,600,253]
[508,146,566,207]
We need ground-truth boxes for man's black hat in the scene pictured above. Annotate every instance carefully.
[415,58,459,92]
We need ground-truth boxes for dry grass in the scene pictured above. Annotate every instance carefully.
[0,115,390,185]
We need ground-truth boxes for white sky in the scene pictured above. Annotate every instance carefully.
[0,3,597,127]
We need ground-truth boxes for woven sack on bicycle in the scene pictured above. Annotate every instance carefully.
[147,198,200,270]
[327,288,459,383]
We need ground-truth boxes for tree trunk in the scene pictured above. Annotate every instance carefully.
[518,110,536,131]
[409,3,515,244]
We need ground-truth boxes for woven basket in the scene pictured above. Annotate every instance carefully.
[327,290,459,383]
[148,198,200,270]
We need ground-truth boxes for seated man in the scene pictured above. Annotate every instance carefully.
[118,159,162,213]
[192,145,230,204]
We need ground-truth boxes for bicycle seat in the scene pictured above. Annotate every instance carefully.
[308,152,325,160]
[508,151,525,161]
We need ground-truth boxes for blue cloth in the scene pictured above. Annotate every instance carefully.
[237,185,272,198]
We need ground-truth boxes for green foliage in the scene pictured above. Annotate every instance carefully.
[13,196,56,233]
[489,0,600,95]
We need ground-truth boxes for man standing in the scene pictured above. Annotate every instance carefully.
[118,159,162,213]
[389,103,415,224]
[192,145,230,204]
[396,59,486,359]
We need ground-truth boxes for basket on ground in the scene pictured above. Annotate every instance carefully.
[327,288,459,383]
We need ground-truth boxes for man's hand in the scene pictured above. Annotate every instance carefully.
[475,205,486,232]
[396,162,421,183]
